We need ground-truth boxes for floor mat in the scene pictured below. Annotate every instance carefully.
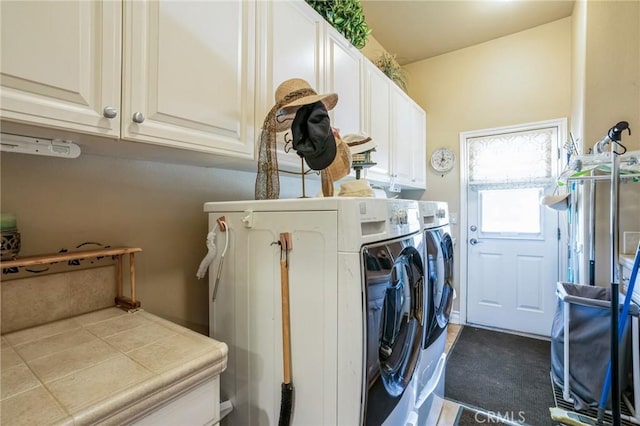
[445,326,555,426]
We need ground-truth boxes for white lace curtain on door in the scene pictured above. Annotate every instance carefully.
[468,127,555,190]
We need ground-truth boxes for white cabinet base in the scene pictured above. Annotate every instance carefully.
[133,376,220,426]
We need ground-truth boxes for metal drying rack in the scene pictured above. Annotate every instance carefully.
[562,123,639,425]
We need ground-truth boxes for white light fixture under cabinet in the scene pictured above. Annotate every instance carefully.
[0,133,81,158]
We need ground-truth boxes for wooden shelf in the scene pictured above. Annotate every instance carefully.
[1,247,143,311]
[0,247,142,269]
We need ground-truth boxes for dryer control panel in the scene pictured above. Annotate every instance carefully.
[419,201,449,229]
[387,199,420,235]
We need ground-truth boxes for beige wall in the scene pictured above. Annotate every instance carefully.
[583,0,639,152]
[571,0,640,285]
[360,33,390,64]
[0,153,320,334]
[404,18,572,310]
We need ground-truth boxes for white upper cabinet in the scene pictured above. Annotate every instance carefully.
[324,26,363,137]
[363,59,427,190]
[121,0,255,157]
[362,60,391,182]
[1,0,255,159]
[1,0,423,178]
[256,0,324,168]
[390,86,427,189]
[391,85,415,186]
[0,1,122,137]
[411,105,427,188]
[256,1,363,170]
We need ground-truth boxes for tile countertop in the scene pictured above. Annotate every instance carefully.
[1,308,227,426]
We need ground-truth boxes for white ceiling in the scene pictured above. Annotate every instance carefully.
[361,0,575,65]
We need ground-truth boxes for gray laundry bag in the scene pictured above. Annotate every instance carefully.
[550,282,636,411]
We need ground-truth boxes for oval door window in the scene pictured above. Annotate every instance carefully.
[379,246,424,397]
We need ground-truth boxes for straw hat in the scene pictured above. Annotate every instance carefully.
[274,78,338,132]
[321,132,352,197]
[343,133,377,154]
[541,193,570,211]
[338,179,375,197]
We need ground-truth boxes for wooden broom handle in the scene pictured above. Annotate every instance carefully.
[280,258,292,384]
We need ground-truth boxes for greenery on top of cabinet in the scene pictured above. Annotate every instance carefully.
[375,52,408,93]
[306,0,371,49]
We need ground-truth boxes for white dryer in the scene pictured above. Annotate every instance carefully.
[204,198,426,426]
[411,201,455,425]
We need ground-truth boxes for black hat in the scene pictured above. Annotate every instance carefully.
[291,101,337,170]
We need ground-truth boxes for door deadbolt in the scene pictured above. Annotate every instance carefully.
[470,225,477,232]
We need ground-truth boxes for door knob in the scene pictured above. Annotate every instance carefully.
[103,106,118,119]
[132,112,145,123]
[469,238,482,246]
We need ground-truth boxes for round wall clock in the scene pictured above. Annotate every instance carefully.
[430,147,456,175]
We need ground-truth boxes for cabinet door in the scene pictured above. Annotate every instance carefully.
[411,105,427,189]
[257,0,324,168]
[362,61,391,183]
[122,0,255,158]
[390,86,414,187]
[0,1,121,137]
[325,26,362,136]
[211,210,338,426]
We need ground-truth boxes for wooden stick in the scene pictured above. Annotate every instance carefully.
[0,247,142,268]
[117,255,123,298]
[281,258,292,384]
[129,252,136,303]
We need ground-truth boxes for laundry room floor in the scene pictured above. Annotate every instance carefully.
[437,324,463,425]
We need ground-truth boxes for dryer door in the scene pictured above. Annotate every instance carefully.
[363,234,425,426]
[424,226,455,348]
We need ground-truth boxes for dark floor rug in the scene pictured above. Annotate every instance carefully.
[445,326,555,426]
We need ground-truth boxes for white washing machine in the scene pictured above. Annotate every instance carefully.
[204,197,427,426]
[411,201,455,425]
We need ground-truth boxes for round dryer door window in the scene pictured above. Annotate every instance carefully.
[424,226,455,348]
[363,235,425,425]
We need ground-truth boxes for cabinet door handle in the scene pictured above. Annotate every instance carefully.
[103,106,118,119]
[132,112,145,124]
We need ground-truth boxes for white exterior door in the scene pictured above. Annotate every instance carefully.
[467,187,559,336]
[463,120,565,337]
